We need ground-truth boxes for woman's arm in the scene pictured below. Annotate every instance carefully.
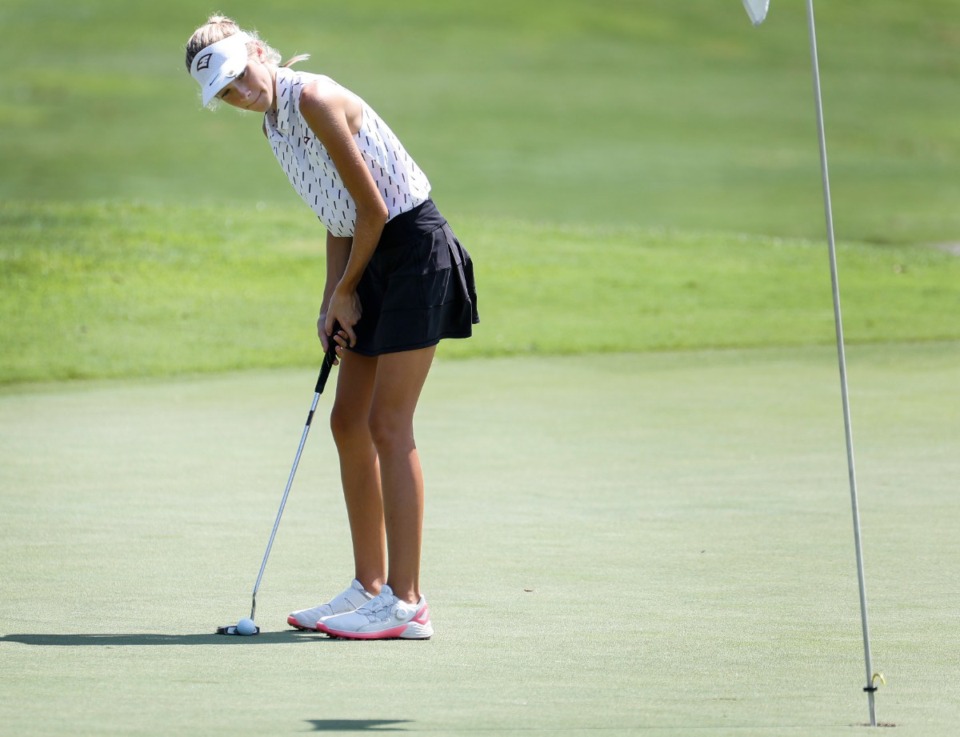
[318,232,352,353]
[299,79,388,347]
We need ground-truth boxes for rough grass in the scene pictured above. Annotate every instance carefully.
[3,200,960,385]
[3,1,958,385]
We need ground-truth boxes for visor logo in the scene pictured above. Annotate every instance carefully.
[196,53,213,72]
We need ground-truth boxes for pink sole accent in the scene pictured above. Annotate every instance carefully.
[412,603,431,625]
[320,603,432,640]
[322,624,410,640]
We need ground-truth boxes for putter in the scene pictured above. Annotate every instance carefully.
[217,336,340,636]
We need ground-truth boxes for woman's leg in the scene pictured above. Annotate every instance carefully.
[368,345,437,605]
[330,350,386,594]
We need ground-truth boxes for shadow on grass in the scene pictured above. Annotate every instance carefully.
[0,631,333,646]
[306,720,412,732]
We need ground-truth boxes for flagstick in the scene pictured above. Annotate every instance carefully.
[804,0,877,726]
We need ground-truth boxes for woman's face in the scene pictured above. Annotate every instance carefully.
[217,51,275,113]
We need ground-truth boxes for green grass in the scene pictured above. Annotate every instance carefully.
[4,200,960,384]
[3,1,958,385]
[2,4,959,731]
[1,345,958,735]
[1,0,958,244]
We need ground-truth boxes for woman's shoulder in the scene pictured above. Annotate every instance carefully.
[297,74,364,118]
[291,71,342,97]
[278,67,336,98]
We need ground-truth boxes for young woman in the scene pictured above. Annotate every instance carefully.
[186,16,478,640]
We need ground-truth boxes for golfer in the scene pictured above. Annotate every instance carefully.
[185,16,478,639]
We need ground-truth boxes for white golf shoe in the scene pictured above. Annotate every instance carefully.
[287,579,374,631]
[317,584,433,640]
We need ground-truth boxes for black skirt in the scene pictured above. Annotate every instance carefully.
[351,199,479,356]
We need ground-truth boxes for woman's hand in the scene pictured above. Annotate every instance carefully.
[317,311,351,363]
[321,287,362,349]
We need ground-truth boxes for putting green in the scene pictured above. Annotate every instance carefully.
[1,345,958,735]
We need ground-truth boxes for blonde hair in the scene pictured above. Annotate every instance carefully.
[184,14,308,73]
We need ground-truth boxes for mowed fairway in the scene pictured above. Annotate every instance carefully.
[2,343,958,736]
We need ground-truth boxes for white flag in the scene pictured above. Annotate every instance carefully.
[742,0,771,25]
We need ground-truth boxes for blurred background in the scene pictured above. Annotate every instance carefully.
[3,0,957,244]
[2,1,958,383]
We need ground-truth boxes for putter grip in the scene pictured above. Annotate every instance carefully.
[315,338,339,394]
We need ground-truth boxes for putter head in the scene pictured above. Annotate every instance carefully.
[215,624,261,636]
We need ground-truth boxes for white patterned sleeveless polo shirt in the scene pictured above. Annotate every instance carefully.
[263,67,431,237]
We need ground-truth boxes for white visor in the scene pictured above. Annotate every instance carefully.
[190,33,251,107]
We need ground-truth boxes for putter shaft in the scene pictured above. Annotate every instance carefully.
[248,342,339,622]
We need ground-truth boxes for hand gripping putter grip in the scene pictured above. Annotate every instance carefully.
[216,338,339,636]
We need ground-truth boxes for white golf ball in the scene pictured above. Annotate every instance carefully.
[236,618,257,636]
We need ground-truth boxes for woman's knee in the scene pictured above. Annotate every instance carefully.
[368,407,414,455]
[330,401,371,447]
